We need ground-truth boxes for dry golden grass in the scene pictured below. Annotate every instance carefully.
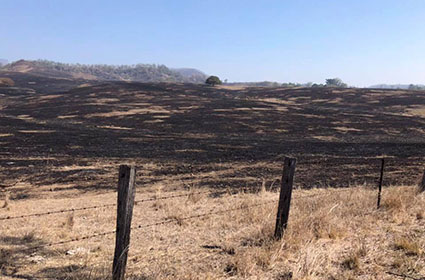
[405,105,425,118]
[0,186,423,279]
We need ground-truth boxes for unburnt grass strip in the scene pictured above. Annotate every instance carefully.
[1,185,423,279]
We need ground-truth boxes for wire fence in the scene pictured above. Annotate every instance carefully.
[21,197,278,252]
[2,155,423,197]
[0,187,254,221]
[0,184,356,222]
[0,202,117,221]
[12,188,373,252]
[1,158,423,280]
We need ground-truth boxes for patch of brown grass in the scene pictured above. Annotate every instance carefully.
[394,236,423,256]
[0,186,424,279]
[1,193,9,209]
[63,214,75,230]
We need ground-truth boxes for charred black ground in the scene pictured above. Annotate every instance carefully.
[1,78,424,199]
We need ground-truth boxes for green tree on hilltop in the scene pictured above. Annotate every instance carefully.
[325,78,347,88]
[205,76,222,86]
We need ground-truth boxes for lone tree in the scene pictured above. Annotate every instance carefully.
[325,78,347,88]
[205,76,222,86]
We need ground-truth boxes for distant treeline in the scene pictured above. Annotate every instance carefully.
[224,78,349,88]
[225,81,317,88]
[370,84,425,90]
[0,60,207,83]
[407,84,425,90]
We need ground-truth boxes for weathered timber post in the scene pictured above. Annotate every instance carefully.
[113,165,136,280]
[377,158,385,209]
[419,169,425,193]
[274,157,296,240]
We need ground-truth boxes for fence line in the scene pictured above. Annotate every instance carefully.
[0,202,117,221]
[24,230,117,252]
[11,190,359,252]
[18,188,386,254]
[6,187,377,252]
[0,188,252,221]
[292,187,356,200]
[0,186,356,222]
[3,157,423,279]
[133,188,244,205]
[0,188,342,221]
[132,199,277,231]
[2,155,422,222]
[18,199,277,253]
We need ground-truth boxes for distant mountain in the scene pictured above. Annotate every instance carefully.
[0,59,208,83]
[0,59,8,66]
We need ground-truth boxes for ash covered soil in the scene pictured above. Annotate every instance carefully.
[0,80,424,199]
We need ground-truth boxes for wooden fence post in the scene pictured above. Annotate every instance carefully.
[113,165,136,280]
[420,169,425,193]
[377,158,385,209]
[274,157,296,240]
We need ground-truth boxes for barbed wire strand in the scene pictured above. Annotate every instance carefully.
[17,188,384,253]
[20,199,277,252]
[24,230,117,252]
[127,200,279,263]
[292,187,356,200]
[0,185,360,221]
[0,188,251,221]
[0,202,117,221]
[21,190,384,252]
[132,199,278,231]
[133,188,248,205]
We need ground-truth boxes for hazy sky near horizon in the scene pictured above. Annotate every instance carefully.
[2,0,425,87]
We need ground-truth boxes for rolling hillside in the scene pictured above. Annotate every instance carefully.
[0,60,208,84]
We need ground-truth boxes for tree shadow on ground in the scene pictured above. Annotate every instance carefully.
[0,233,151,280]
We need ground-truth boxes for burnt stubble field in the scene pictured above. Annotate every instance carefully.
[1,80,424,199]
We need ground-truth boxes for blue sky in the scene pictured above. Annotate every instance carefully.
[2,0,425,86]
